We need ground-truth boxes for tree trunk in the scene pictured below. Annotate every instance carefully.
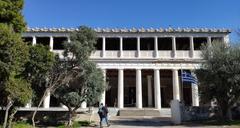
[226,107,233,121]
[67,111,73,127]
[32,89,49,128]
[3,101,13,128]
[7,107,17,128]
[89,106,93,123]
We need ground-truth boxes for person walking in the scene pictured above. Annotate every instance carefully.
[98,103,110,128]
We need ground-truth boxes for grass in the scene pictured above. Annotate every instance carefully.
[0,121,32,128]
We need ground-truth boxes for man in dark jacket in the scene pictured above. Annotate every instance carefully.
[98,103,110,128]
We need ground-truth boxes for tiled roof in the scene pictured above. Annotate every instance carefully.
[26,27,231,33]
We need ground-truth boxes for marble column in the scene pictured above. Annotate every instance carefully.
[43,90,50,108]
[154,69,161,109]
[50,36,54,51]
[120,37,123,58]
[25,100,32,108]
[32,36,36,46]
[154,36,158,58]
[118,69,124,108]
[102,37,106,57]
[190,36,194,58]
[137,37,140,57]
[147,75,153,107]
[207,36,212,47]
[172,37,176,58]
[100,69,106,105]
[172,69,180,100]
[136,69,142,108]
[81,101,87,109]
[191,72,199,106]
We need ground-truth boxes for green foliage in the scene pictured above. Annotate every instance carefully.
[0,0,26,33]
[0,24,28,83]
[0,24,30,106]
[53,26,105,126]
[195,41,240,119]
[22,44,55,105]
[5,75,32,106]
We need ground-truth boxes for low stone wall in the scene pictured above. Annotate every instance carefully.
[181,105,218,121]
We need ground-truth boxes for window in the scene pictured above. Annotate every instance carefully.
[176,37,190,50]
[194,37,207,50]
[158,38,172,50]
[95,38,103,50]
[36,37,50,46]
[106,38,120,50]
[123,38,137,50]
[140,38,154,50]
[22,37,33,45]
[53,37,67,50]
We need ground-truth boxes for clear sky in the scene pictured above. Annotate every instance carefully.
[23,0,240,42]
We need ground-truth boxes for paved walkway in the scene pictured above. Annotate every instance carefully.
[82,116,239,128]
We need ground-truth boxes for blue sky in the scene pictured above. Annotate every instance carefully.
[23,0,240,42]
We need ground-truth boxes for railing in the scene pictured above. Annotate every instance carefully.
[158,51,172,58]
[91,51,101,58]
[54,50,202,59]
[140,51,154,58]
[193,51,202,59]
[176,51,190,58]
[53,50,64,58]
[122,51,137,58]
[105,51,119,58]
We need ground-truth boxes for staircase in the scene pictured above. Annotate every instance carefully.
[118,108,171,117]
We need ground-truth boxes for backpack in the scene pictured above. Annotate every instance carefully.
[98,107,103,116]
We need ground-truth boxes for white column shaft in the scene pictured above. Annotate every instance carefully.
[25,100,32,108]
[147,75,153,107]
[137,37,140,57]
[118,69,124,108]
[190,36,194,58]
[120,37,123,57]
[172,37,176,58]
[154,69,161,109]
[173,69,180,100]
[32,36,36,46]
[154,37,158,58]
[102,37,106,57]
[100,69,106,105]
[136,69,142,108]
[43,90,50,108]
[191,72,199,106]
[50,36,54,51]
[192,83,199,106]
[81,101,87,108]
[207,36,212,47]
[67,36,71,43]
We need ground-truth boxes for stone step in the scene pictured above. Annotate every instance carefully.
[118,108,171,117]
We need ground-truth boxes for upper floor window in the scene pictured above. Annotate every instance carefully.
[106,38,120,50]
[123,38,137,50]
[158,37,172,50]
[140,37,154,50]
[176,37,190,50]
[53,37,67,50]
[22,37,33,45]
[193,37,207,50]
[95,38,103,50]
[36,37,50,47]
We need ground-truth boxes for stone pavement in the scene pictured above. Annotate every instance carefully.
[81,116,239,128]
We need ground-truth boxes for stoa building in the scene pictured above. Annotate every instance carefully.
[22,27,230,112]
